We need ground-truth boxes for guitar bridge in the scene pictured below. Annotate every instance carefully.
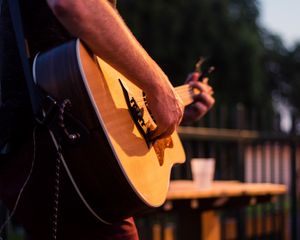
[119,79,174,165]
[119,79,152,148]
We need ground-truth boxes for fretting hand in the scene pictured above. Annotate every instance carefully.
[181,72,215,124]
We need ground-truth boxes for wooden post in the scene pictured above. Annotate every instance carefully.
[201,211,221,240]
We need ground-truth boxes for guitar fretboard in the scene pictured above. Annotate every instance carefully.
[175,84,197,106]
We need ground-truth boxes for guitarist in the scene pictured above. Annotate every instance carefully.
[0,0,215,239]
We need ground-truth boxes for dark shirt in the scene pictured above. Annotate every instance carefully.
[0,2,139,239]
[0,0,72,150]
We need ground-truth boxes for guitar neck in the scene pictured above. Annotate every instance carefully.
[175,84,198,106]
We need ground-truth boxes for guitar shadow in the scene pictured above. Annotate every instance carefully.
[96,65,150,158]
[107,107,150,157]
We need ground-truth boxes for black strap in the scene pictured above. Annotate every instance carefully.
[7,0,41,116]
[7,0,86,144]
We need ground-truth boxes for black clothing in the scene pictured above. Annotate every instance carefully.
[0,0,32,150]
[0,0,139,239]
[0,0,71,150]
[0,127,138,240]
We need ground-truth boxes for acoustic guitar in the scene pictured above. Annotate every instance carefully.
[33,39,197,223]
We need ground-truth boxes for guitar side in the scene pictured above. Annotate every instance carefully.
[33,39,185,222]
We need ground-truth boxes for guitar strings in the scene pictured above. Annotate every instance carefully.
[133,85,194,103]
[134,87,194,104]
[134,94,194,104]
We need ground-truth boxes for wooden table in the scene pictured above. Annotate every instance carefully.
[160,180,287,240]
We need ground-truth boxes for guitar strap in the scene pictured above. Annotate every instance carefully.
[8,0,112,227]
[8,0,89,142]
[7,0,42,116]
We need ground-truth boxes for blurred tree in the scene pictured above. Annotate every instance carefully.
[286,44,300,115]
[118,0,300,130]
[118,0,269,111]
[263,30,300,119]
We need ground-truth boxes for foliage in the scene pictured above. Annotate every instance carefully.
[263,30,300,116]
[119,0,266,108]
[118,0,300,121]
[286,44,300,114]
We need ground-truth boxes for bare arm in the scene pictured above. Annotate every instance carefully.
[46,0,183,139]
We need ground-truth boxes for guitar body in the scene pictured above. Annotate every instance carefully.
[33,39,185,222]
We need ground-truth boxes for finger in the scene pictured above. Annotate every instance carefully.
[193,102,209,118]
[182,101,210,123]
[185,72,200,83]
[202,77,209,84]
[150,124,176,141]
[189,81,213,94]
[193,92,215,109]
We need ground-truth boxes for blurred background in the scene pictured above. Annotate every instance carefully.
[118,0,300,131]
[117,0,300,239]
[1,0,300,239]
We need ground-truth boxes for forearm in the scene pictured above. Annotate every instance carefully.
[47,0,184,139]
[47,0,168,94]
